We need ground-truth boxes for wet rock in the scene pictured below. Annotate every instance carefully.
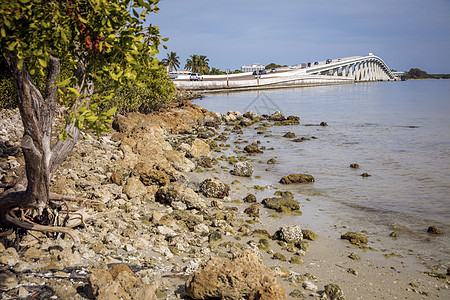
[349,163,359,169]
[292,137,310,142]
[243,193,257,203]
[223,111,243,124]
[124,176,147,199]
[196,156,213,168]
[302,281,318,292]
[0,270,18,291]
[274,225,303,243]
[243,110,261,121]
[360,173,371,177]
[232,161,254,177]
[302,229,318,241]
[273,190,294,199]
[87,264,157,300]
[155,182,208,210]
[283,132,296,138]
[200,178,230,199]
[164,150,195,172]
[280,173,315,184]
[348,252,360,260]
[290,255,304,265]
[324,283,345,300]
[244,203,260,218]
[267,158,276,164]
[389,231,399,237]
[185,250,278,300]
[272,252,287,261]
[320,121,328,126]
[244,143,263,154]
[248,283,287,300]
[190,138,212,158]
[269,111,286,121]
[341,232,368,246]
[289,289,306,299]
[427,226,444,234]
[262,197,300,213]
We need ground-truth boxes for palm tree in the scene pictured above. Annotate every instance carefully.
[161,51,180,72]
[185,54,210,74]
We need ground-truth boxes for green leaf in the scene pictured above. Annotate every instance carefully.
[56,77,71,87]
[66,87,80,97]
[105,107,117,116]
[1,28,6,38]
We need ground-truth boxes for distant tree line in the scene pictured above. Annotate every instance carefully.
[405,68,450,79]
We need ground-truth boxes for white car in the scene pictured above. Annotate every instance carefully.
[189,73,203,81]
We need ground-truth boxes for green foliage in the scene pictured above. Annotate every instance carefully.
[265,62,284,70]
[161,51,180,72]
[185,54,209,74]
[99,67,176,113]
[0,0,165,136]
[404,68,450,79]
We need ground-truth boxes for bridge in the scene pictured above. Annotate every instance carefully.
[304,55,395,81]
[173,54,396,92]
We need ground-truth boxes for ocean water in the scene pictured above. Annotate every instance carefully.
[193,79,450,269]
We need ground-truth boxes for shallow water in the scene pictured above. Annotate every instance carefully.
[193,79,450,270]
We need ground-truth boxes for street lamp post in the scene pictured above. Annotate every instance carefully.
[226,69,230,88]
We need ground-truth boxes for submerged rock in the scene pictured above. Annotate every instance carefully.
[262,197,300,213]
[244,143,263,154]
[280,173,315,184]
[427,226,444,234]
[244,203,260,218]
[185,250,280,300]
[349,163,359,169]
[283,132,296,138]
[243,193,257,203]
[341,232,368,246]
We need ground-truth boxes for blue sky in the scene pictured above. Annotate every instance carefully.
[149,0,450,73]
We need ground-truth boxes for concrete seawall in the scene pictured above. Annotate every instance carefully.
[174,75,354,93]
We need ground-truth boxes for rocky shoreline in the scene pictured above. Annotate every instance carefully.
[1,101,449,299]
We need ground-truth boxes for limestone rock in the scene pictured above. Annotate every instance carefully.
[280,173,315,184]
[0,270,18,291]
[200,178,230,199]
[0,247,19,266]
[269,111,286,121]
[155,182,208,210]
[243,193,257,203]
[262,197,300,213]
[249,283,287,300]
[164,150,195,172]
[87,264,157,300]
[341,232,368,246]
[274,225,303,243]
[124,176,147,199]
[185,250,278,300]
[190,139,212,158]
[244,203,260,218]
[244,143,263,154]
[324,283,345,300]
[232,161,254,177]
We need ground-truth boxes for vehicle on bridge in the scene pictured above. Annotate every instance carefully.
[189,73,203,81]
[326,59,332,64]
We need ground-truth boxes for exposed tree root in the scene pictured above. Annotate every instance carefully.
[5,209,81,246]
[0,228,14,237]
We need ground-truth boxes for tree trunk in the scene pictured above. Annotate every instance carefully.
[1,54,79,214]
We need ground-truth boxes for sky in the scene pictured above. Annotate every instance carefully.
[148,0,450,73]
